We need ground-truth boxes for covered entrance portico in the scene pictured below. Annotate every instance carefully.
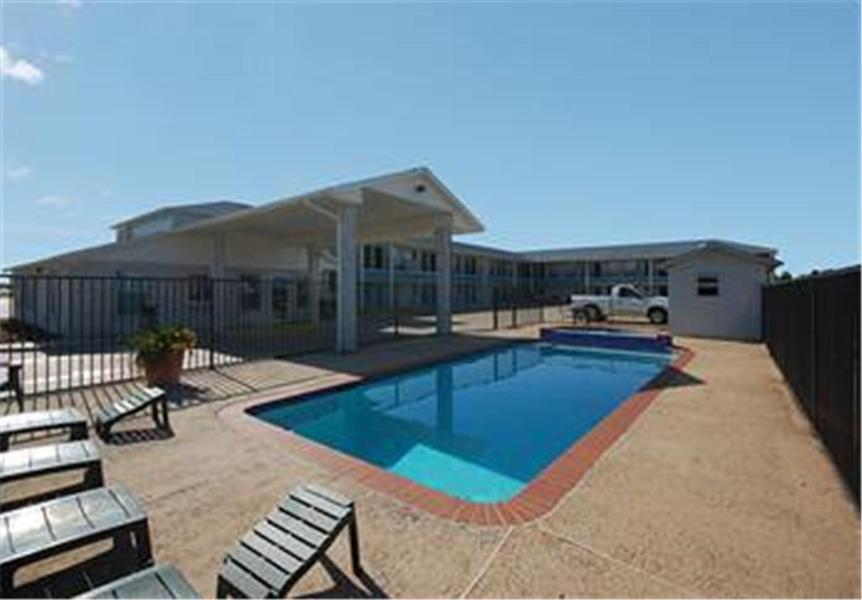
[180,167,484,353]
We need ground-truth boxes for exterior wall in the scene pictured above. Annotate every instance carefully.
[11,233,313,338]
[668,252,768,341]
[12,230,774,341]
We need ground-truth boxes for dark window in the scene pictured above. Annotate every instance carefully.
[618,287,642,299]
[375,246,384,269]
[421,252,437,273]
[697,275,720,297]
[241,275,262,311]
[591,262,602,277]
[118,280,146,315]
[363,245,384,269]
[188,275,212,303]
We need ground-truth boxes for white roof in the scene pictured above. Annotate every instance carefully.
[171,166,484,243]
[664,241,782,269]
[9,167,485,271]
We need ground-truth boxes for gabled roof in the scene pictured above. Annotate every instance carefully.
[664,241,782,269]
[169,166,485,243]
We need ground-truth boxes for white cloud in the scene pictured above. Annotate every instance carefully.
[39,51,75,65]
[57,0,82,8]
[37,195,74,208]
[0,47,44,85]
[6,165,33,180]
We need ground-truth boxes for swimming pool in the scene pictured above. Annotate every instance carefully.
[250,342,672,503]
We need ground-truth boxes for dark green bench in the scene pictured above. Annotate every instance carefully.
[216,484,361,598]
[0,439,103,509]
[0,484,152,595]
[95,386,168,440]
[0,408,88,451]
[76,563,200,599]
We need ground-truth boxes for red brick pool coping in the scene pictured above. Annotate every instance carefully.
[219,346,695,527]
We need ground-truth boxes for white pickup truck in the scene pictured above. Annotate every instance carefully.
[569,284,669,324]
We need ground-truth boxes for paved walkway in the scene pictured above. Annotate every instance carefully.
[5,329,859,597]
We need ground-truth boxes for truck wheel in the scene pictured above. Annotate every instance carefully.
[648,307,668,325]
[585,305,602,322]
[572,308,589,325]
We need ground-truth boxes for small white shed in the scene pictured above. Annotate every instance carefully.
[666,242,779,341]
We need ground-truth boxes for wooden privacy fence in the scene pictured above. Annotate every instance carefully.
[763,266,860,500]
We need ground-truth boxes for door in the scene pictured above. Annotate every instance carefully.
[615,286,645,317]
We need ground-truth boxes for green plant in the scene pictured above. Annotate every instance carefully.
[130,325,196,367]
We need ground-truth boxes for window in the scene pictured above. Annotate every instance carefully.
[240,275,262,311]
[363,245,385,269]
[420,251,436,273]
[697,275,720,297]
[618,287,642,299]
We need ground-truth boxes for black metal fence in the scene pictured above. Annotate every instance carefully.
[1,274,568,398]
[763,266,860,500]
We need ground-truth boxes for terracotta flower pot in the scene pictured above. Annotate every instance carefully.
[142,349,185,387]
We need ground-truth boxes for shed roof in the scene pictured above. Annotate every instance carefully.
[520,239,777,263]
[664,241,782,269]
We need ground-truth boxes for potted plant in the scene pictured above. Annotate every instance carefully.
[130,325,196,387]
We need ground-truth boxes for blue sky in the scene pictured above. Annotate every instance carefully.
[2,1,859,274]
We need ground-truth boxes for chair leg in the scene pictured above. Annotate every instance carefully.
[10,366,23,412]
[348,513,362,574]
[87,462,105,488]
[215,577,229,599]
[162,398,171,430]
[0,563,15,596]
[133,523,153,567]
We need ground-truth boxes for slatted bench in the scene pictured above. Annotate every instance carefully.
[76,563,200,599]
[0,484,152,596]
[95,387,168,440]
[0,408,88,451]
[0,440,103,509]
[216,484,361,598]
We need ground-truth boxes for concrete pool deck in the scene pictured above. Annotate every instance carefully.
[6,328,860,598]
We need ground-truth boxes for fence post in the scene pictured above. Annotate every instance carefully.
[393,291,399,337]
[511,288,517,329]
[492,289,498,330]
[809,278,818,426]
[208,278,216,370]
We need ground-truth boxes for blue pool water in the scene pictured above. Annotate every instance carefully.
[251,342,671,502]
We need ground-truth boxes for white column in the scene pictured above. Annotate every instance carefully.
[307,246,320,327]
[435,215,452,335]
[336,204,358,353]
